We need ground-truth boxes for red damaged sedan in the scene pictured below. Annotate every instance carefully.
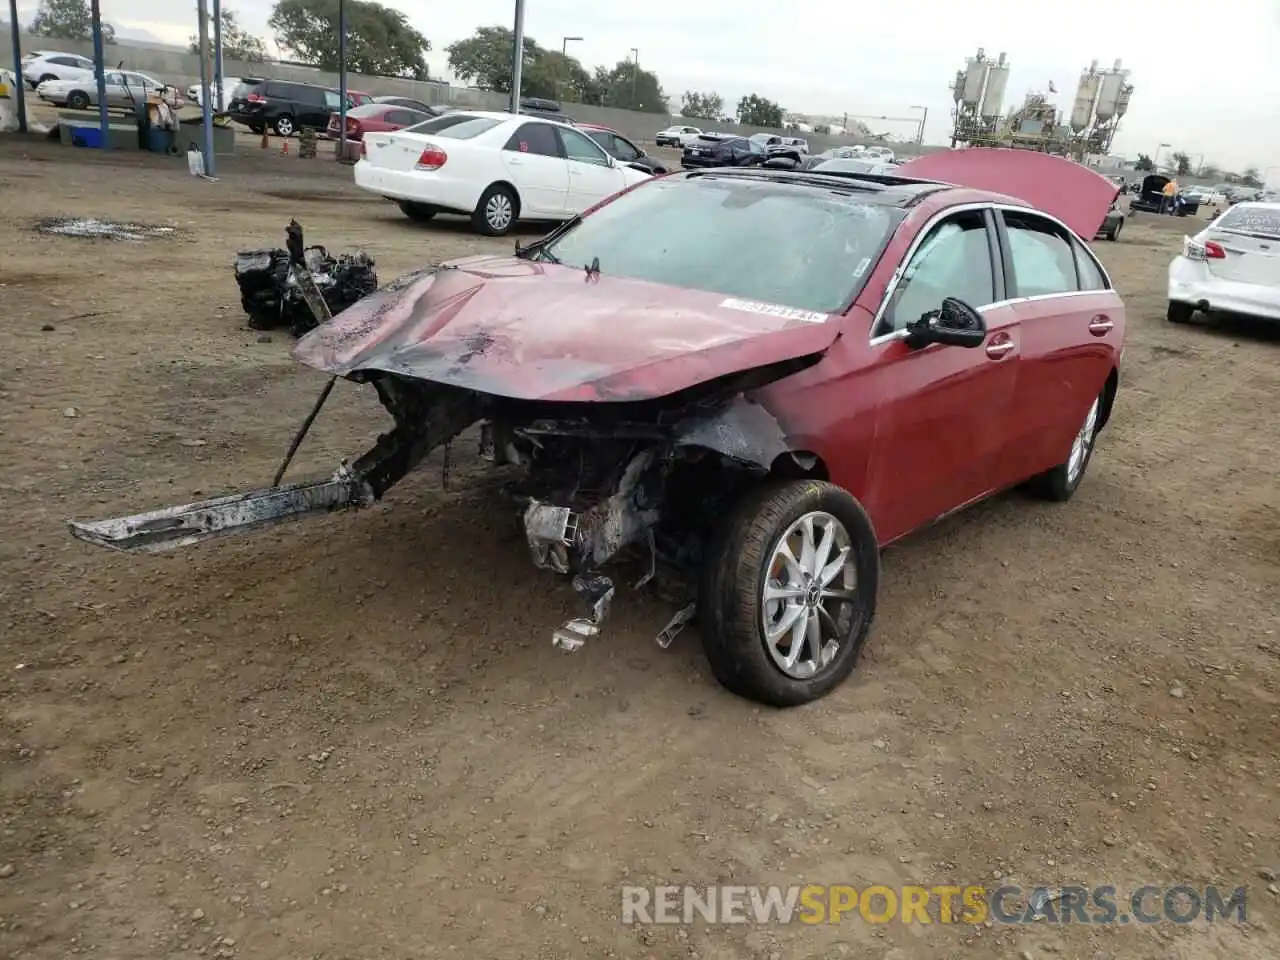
[69,151,1125,708]
[325,101,437,141]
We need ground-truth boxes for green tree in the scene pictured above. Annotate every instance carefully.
[1200,163,1221,181]
[1242,166,1262,187]
[1171,151,1192,176]
[190,9,268,62]
[269,0,430,79]
[593,60,666,113]
[445,26,594,101]
[1134,153,1154,172]
[29,0,115,41]
[680,90,723,120]
[737,93,783,127]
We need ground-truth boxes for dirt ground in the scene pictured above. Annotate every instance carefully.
[0,136,1277,960]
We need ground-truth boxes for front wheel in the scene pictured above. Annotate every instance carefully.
[698,481,879,707]
[66,91,90,110]
[272,115,295,137]
[1025,390,1104,502]
[472,183,518,236]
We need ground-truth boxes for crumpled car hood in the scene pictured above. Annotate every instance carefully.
[897,148,1120,240]
[292,255,841,402]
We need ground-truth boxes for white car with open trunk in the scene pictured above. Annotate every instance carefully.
[354,110,652,236]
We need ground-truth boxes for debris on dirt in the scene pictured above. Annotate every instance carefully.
[62,406,78,418]
[40,323,54,331]
[34,217,178,242]
[190,908,206,921]
[1170,684,1185,698]
[0,863,15,878]
[234,243,377,337]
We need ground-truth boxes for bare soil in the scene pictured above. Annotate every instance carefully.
[0,136,1277,960]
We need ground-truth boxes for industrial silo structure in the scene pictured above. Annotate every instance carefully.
[961,50,990,109]
[980,52,1009,119]
[1070,61,1102,133]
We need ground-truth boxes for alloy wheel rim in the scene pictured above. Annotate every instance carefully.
[761,511,858,680]
[486,194,513,231]
[1067,396,1100,483]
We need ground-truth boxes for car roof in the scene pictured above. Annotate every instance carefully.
[679,167,968,207]
[446,109,576,128]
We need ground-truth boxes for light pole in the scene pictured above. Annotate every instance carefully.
[629,47,639,108]
[562,35,582,56]
[508,0,526,114]
[911,104,928,146]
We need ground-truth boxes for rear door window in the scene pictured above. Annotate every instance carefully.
[1001,211,1080,297]
[503,122,561,157]
[1070,237,1109,291]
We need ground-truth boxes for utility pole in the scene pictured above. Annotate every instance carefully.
[7,0,28,132]
[212,0,223,110]
[337,0,348,158]
[195,0,215,173]
[629,47,638,108]
[509,0,526,113]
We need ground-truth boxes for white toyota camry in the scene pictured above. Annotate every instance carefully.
[354,110,653,235]
[1168,201,1280,325]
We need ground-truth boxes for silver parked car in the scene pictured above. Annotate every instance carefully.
[38,70,170,111]
[1167,201,1280,325]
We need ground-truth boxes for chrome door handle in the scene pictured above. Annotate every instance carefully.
[1088,314,1114,335]
[985,340,1015,359]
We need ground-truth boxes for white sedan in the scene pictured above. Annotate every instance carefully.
[1167,201,1280,324]
[186,77,240,111]
[355,110,652,236]
[1183,185,1227,207]
[655,124,702,148]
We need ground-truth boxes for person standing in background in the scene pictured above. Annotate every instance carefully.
[1162,178,1179,215]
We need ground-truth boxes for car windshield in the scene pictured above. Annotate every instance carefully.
[541,175,899,313]
[1215,205,1280,239]
[403,114,500,139]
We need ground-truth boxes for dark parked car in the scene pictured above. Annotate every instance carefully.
[519,97,575,124]
[1095,196,1125,241]
[578,123,668,174]
[228,78,349,136]
[1129,174,1200,216]
[373,95,443,116]
[681,134,767,169]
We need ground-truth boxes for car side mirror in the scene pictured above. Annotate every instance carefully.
[904,297,987,349]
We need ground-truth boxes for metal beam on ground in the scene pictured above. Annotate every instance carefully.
[89,0,108,144]
[7,0,28,132]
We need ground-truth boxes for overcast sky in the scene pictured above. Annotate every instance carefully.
[18,0,1280,171]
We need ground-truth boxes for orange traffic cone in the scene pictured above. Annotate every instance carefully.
[280,139,289,156]
[260,130,268,150]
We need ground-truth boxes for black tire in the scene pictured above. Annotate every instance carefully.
[1167,301,1194,324]
[272,115,295,137]
[698,480,879,708]
[1107,220,1122,241]
[471,183,518,236]
[1025,388,1106,502]
[66,91,90,111]
[249,124,265,135]
[38,73,57,85]
[398,201,437,223]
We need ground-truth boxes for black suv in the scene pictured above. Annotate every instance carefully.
[228,78,343,136]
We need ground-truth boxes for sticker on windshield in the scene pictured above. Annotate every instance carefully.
[719,298,829,324]
[853,257,871,278]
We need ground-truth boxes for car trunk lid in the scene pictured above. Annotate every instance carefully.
[360,130,429,171]
[291,255,842,402]
[896,148,1120,239]
[1203,217,1280,287]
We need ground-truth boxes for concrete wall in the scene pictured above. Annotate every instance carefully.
[2,26,948,156]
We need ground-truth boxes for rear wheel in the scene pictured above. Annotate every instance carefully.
[249,123,265,135]
[1107,220,1122,241]
[66,91,90,110]
[1167,301,1194,324]
[272,115,295,137]
[1026,390,1103,502]
[698,481,879,707]
[398,201,436,223]
[471,184,518,236]
[38,73,57,85]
